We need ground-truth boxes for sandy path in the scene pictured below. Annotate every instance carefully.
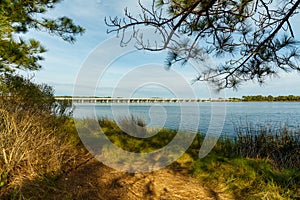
[53,158,232,200]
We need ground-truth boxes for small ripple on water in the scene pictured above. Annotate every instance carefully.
[74,102,300,135]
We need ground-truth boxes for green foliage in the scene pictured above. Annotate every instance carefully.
[0,38,46,72]
[0,74,55,112]
[0,74,73,117]
[0,0,85,72]
[241,95,300,102]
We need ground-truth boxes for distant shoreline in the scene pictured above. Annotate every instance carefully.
[55,95,300,103]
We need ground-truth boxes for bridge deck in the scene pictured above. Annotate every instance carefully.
[55,97,228,103]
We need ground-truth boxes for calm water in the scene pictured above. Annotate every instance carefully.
[74,102,300,135]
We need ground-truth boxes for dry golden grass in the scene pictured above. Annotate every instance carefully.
[0,100,77,198]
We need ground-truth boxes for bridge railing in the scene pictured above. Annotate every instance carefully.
[55,97,228,103]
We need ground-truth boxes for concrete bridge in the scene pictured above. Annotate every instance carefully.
[55,97,228,104]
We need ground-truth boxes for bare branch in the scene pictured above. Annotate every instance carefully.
[106,0,300,89]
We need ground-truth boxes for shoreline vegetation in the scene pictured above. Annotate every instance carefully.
[1,115,299,199]
[0,77,299,199]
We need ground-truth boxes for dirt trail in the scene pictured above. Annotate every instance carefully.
[53,158,232,200]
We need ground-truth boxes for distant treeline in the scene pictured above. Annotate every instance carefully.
[229,95,300,102]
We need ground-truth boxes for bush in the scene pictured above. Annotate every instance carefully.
[0,74,55,112]
[0,75,79,198]
[0,74,72,117]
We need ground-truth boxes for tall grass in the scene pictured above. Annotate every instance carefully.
[97,116,300,169]
[190,123,300,199]
[88,116,300,198]
[0,99,79,198]
[233,123,300,169]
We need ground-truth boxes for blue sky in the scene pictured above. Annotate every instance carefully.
[23,0,300,98]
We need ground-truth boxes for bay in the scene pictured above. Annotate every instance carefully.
[73,102,300,135]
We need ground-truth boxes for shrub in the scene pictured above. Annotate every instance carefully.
[0,76,78,198]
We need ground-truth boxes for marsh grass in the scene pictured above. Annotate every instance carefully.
[95,116,300,199]
[96,117,300,169]
[98,117,177,153]
[191,123,300,199]
[232,123,300,169]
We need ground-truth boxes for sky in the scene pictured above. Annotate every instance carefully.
[22,0,300,98]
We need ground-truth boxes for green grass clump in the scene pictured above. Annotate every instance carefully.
[192,155,300,199]
[98,117,177,153]
[232,123,300,169]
